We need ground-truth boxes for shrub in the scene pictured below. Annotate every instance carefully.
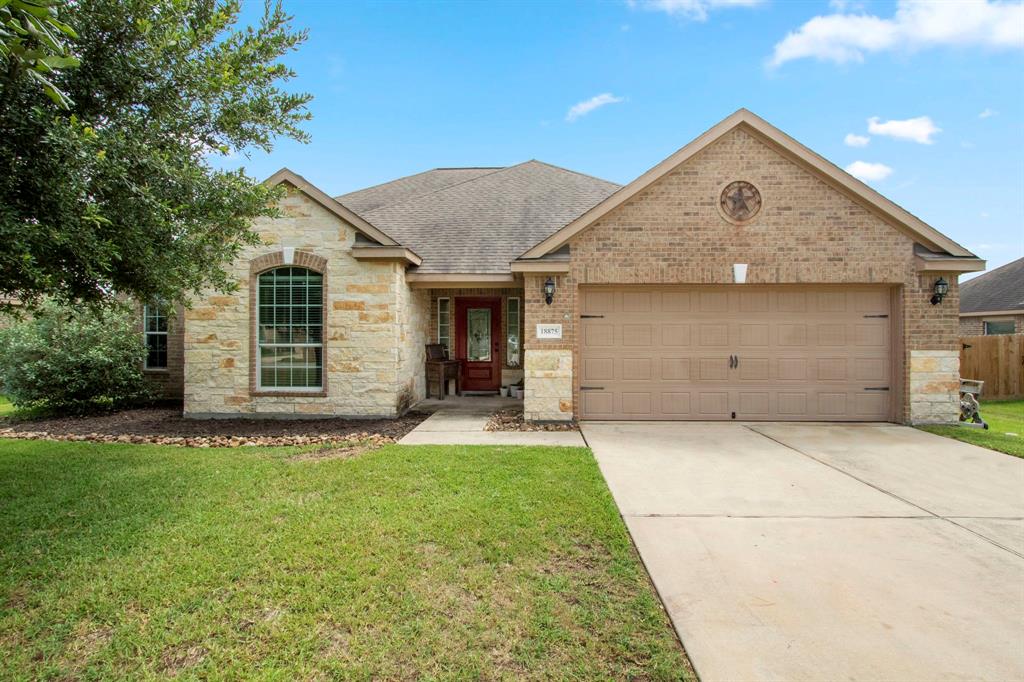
[0,301,153,412]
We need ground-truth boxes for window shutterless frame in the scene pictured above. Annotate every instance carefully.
[143,304,168,370]
[437,297,451,358]
[506,296,520,367]
[256,267,324,391]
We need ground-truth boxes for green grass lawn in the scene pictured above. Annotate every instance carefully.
[919,399,1024,458]
[0,395,13,417]
[0,440,692,680]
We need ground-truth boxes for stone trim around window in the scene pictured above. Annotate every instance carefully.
[248,250,329,398]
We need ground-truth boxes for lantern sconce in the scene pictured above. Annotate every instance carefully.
[930,277,949,306]
[543,277,556,305]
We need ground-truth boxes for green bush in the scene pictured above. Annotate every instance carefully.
[0,301,153,412]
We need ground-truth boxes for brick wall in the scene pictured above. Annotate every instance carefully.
[138,302,185,400]
[523,126,962,423]
[427,287,525,386]
[960,314,1024,336]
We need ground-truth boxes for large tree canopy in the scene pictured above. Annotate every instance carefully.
[0,0,312,311]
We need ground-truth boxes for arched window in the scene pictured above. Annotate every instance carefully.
[257,267,323,390]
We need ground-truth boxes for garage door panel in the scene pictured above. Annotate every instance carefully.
[662,324,691,346]
[740,324,770,346]
[699,324,729,346]
[579,285,892,421]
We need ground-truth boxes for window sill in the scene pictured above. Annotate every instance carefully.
[144,368,170,373]
[250,390,327,398]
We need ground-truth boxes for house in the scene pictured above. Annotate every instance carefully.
[959,257,1024,335]
[148,110,985,424]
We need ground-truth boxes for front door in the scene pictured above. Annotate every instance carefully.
[455,297,501,392]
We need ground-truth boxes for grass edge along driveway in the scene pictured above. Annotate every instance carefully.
[918,399,1024,458]
[0,439,694,680]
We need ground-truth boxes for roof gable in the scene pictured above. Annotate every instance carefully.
[519,109,975,260]
[263,168,406,249]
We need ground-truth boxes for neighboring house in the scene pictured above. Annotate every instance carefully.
[156,110,984,424]
[959,257,1024,336]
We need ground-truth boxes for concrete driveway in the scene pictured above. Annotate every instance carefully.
[583,422,1024,682]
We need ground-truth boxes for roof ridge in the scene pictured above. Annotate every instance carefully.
[361,164,522,215]
[525,159,622,188]
[334,166,501,203]
[962,256,1023,288]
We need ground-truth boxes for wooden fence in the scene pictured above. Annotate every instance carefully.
[960,335,1024,400]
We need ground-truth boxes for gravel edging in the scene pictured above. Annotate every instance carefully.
[483,409,579,432]
[0,407,430,448]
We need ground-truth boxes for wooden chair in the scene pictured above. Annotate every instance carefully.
[425,344,460,399]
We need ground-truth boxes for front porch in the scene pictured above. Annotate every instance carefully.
[423,286,525,396]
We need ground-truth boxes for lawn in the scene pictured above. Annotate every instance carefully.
[919,399,1024,458]
[0,395,13,417]
[0,439,692,680]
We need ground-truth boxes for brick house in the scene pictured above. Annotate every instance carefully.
[148,110,983,424]
[959,257,1024,336]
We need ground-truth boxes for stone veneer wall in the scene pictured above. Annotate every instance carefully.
[183,185,423,418]
[524,125,962,424]
[960,314,1024,336]
[908,350,960,423]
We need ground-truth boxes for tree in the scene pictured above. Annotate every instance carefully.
[0,0,312,313]
[0,0,79,107]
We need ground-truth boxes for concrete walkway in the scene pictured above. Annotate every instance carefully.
[584,421,1024,682]
[399,396,585,446]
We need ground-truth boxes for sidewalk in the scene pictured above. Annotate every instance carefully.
[399,397,586,447]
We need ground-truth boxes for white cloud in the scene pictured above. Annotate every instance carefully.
[565,93,625,122]
[845,160,893,182]
[844,133,870,147]
[630,0,764,22]
[768,0,1024,68]
[979,108,997,118]
[867,115,940,144]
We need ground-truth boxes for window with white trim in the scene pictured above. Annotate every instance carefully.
[506,296,520,367]
[983,319,1015,335]
[437,297,451,358]
[257,267,323,390]
[143,304,168,369]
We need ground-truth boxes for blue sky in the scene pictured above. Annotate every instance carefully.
[220,0,1024,276]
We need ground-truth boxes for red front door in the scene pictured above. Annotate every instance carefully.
[455,297,501,392]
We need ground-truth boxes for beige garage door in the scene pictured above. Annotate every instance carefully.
[579,286,893,421]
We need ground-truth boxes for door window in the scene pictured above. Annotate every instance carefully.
[467,308,491,361]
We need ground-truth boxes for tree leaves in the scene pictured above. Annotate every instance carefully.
[0,0,312,310]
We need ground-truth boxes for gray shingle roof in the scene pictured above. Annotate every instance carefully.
[960,257,1024,313]
[337,161,621,273]
[337,168,500,215]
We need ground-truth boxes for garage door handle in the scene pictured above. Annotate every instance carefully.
[864,387,890,391]
[580,386,604,391]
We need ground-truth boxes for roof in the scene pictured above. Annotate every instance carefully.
[337,168,500,214]
[960,257,1024,314]
[519,108,977,262]
[338,161,621,274]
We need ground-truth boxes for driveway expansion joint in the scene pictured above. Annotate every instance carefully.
[745,424,1024,559]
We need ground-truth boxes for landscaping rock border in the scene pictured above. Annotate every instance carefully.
[484,409,579,432]
[0,407,429,448]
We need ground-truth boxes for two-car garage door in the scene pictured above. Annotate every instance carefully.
[579,286,893,421]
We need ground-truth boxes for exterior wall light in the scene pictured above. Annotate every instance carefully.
[930,277,949,305]
[543,277,556,305]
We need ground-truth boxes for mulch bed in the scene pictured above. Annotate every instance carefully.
[483,409,579,432]
[0,406,429,448]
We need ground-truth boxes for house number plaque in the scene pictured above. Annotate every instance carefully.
[536,324,563,340]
